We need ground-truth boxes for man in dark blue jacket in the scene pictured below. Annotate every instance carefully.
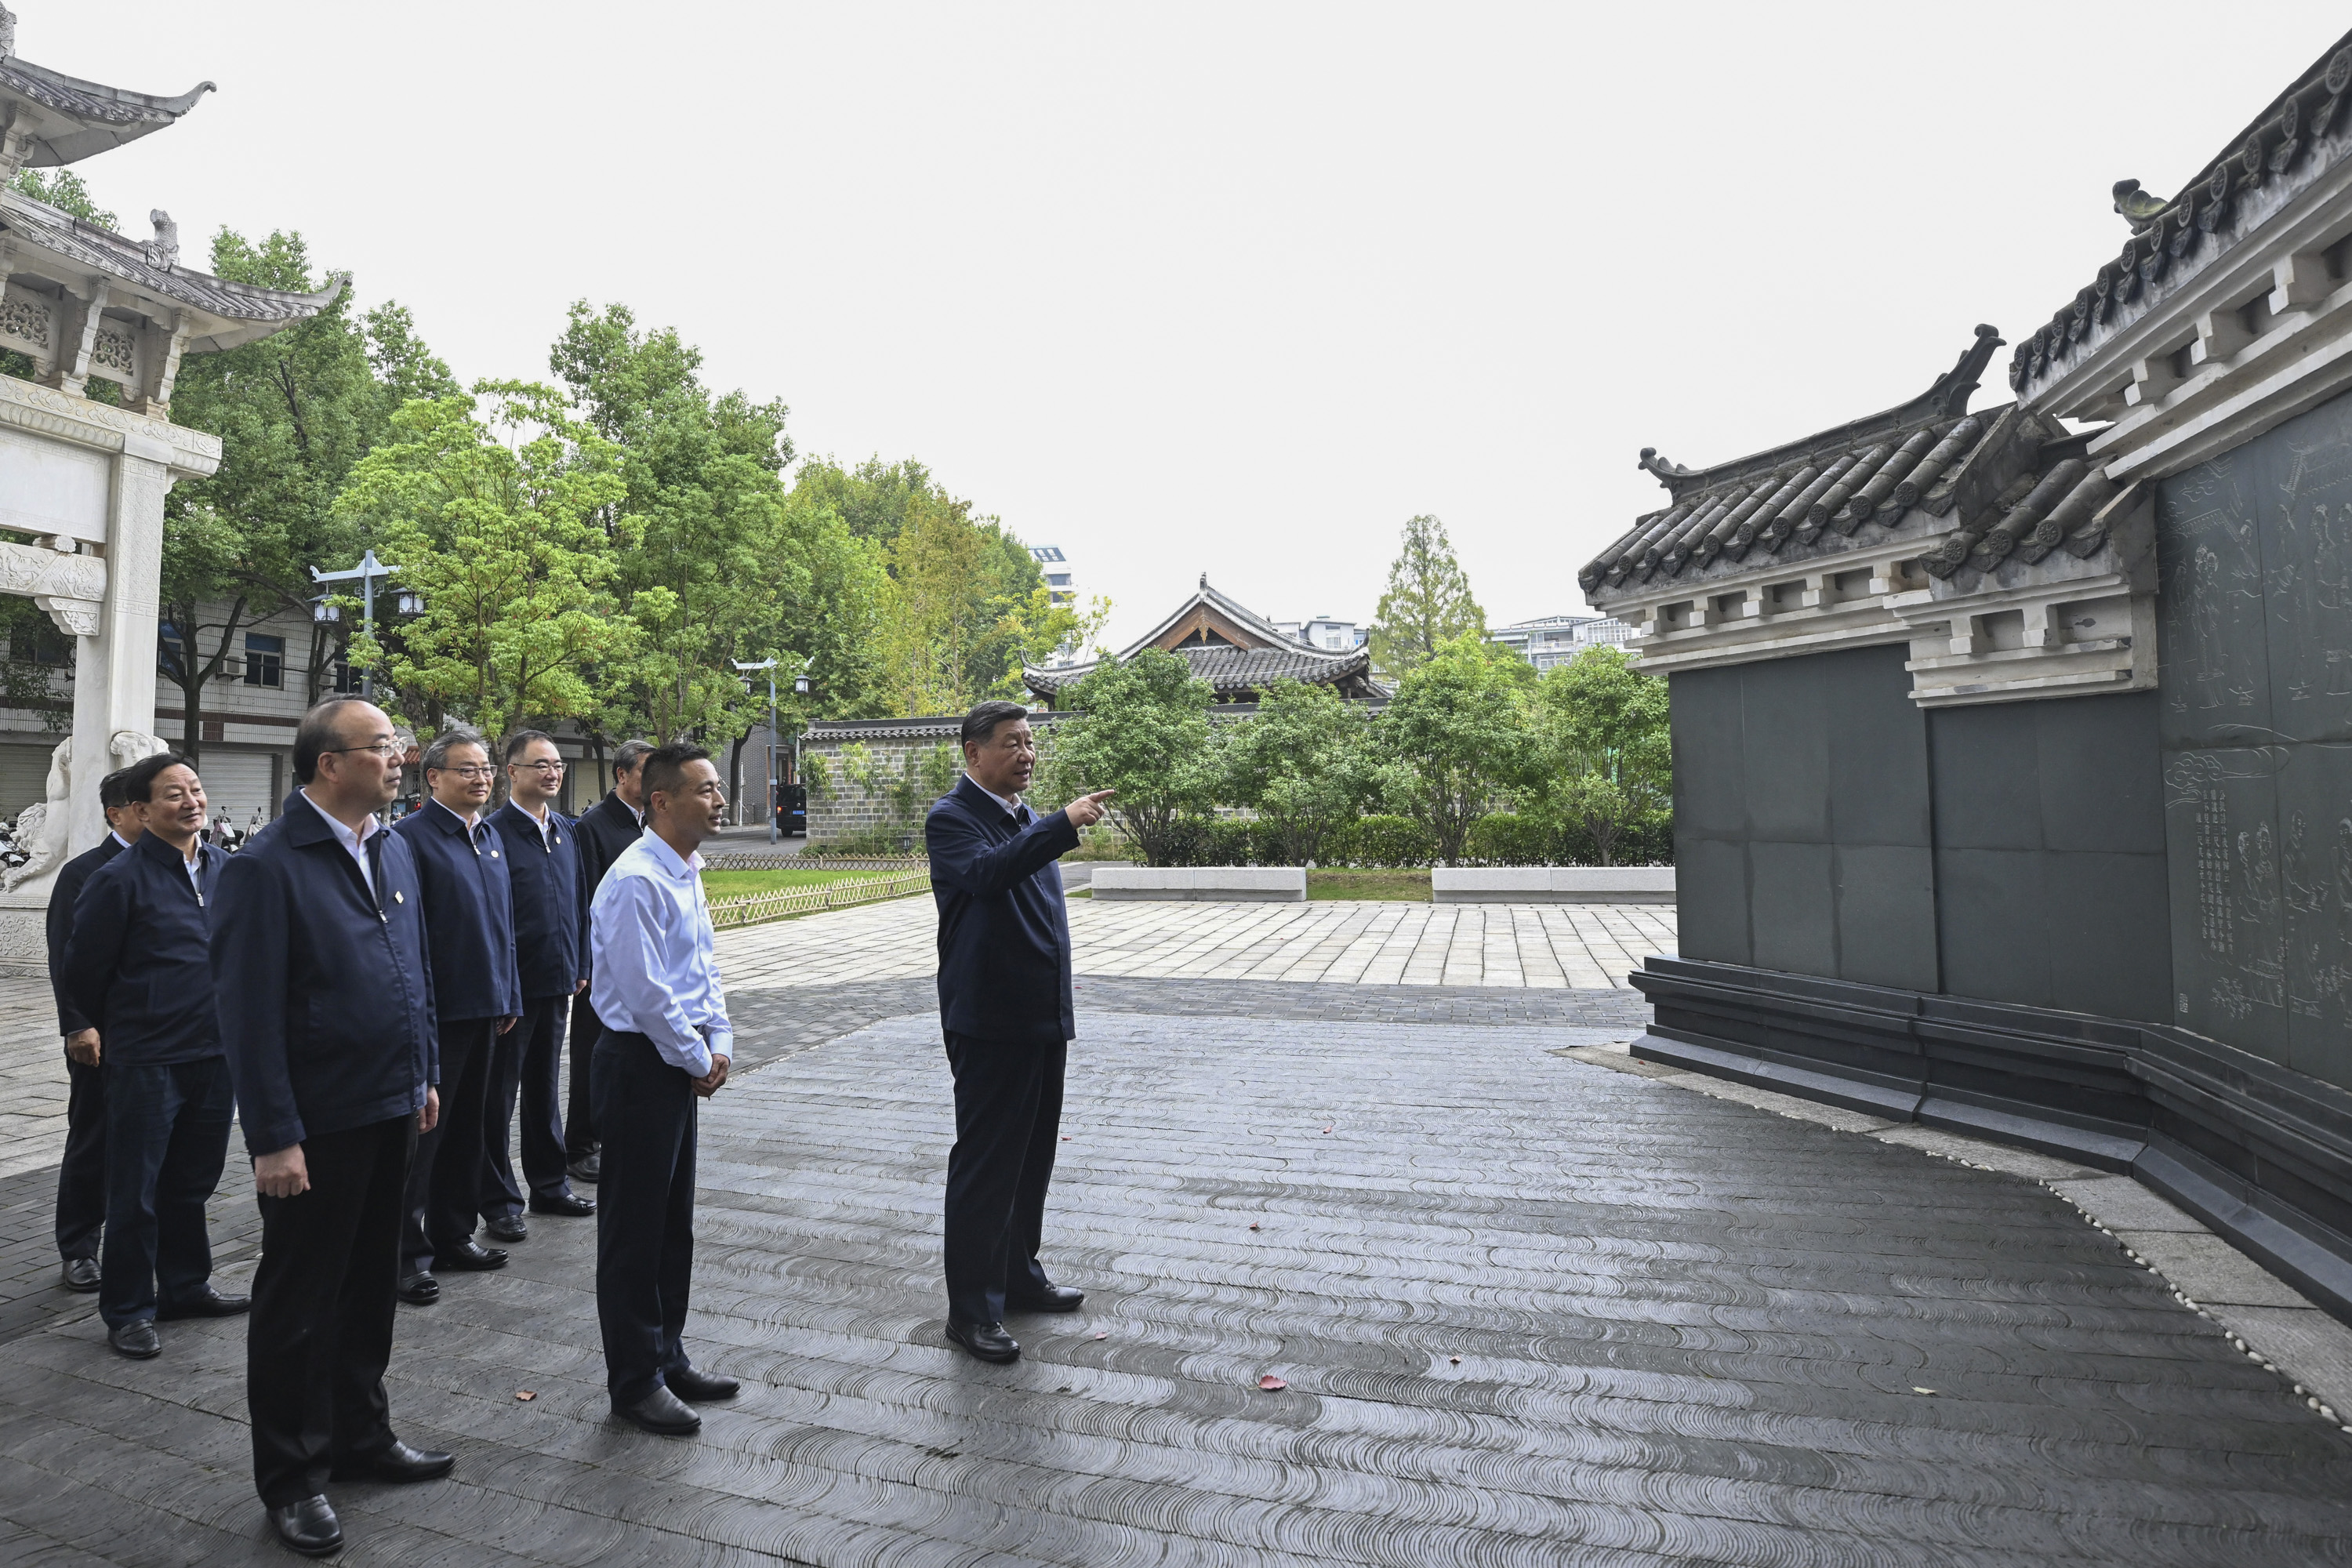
[564,737,650,1184]
[924,700,1114,1363]
[393,726,522,1304]
[45,766,139,1293]
[481,729,594,1238]
[64,753,246,1359]
[212,697,452,1558]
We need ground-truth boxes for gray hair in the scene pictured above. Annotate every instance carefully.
[420,725,488,775]
[961,700,1029,749]
[611,739,655,778]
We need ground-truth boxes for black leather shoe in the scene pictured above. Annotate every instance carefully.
[60,1257,99,1293]
[945,1319,1019,1363]
[330,1439,455,1483]
[482,1213,528,1243]
[396,1272,440,1305]
[1005,1283,1086,1313]
[528,1190,595,1218]
[107,1319,160,1359]
[268,1495,343,1557]
[666,1365,739,1403]
[613,1385,701,1436]
[158,1283,251,1319]
[567,1153,601,1185]
[438,1239,508,1272]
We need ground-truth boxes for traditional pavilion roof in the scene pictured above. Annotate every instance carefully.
[1580,326,2128,603]
[0,190,343,350]
[2009,28,2352,404]
[1024,575,1386,703]
[0,53,214,167]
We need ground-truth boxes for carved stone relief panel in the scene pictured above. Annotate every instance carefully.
[2160,386,2352,1090]
[0,421,107,544]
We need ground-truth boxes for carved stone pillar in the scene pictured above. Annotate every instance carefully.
[67,436,172,851]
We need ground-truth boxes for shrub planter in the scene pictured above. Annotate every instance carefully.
[1091,866,1307,902]
[1432,866,1675,904]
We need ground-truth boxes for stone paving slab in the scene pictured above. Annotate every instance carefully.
[4,993,2351,1564]
[713,895,1677,993]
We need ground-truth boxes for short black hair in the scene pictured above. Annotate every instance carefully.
[294,696,375,783]
[503,728,557,764]
[122,750,192,804]
[640,741,711,805]
[420,725,487,774]
[97,768,134,811]
[612,739,655,778]
[961,700,1029,749]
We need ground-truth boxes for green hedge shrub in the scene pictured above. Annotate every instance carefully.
[1327,814,1434,868]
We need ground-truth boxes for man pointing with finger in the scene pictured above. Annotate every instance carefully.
[926,700,1116,1363]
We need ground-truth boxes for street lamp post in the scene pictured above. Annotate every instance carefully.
[731,657,781,844]
[310,548,405,702]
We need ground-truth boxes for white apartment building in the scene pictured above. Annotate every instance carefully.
[1488,614,1636,671]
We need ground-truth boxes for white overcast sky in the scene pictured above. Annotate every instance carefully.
[24,2,2350,647]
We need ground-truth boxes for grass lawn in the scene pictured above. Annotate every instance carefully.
[701,866,909,901]
[1308,869,1431,902]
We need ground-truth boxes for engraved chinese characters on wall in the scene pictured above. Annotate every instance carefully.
[2158,388,2352,1091]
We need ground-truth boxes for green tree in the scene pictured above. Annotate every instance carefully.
[158,229,455,760]
[1221,679,1374,865]
[1369,514,1486,679]
[877,490,1096,713]
[5,167,115,227]
[1524,644,1671,866]
[1376,632,1535,866]
[334,384,637,743]
[552,302,795,750]
[1047,648,1219,866]
[789,456,936,548]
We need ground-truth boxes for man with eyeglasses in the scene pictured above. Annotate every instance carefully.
[391,727,522,1309]
[481,731,595,1240]
[212,698,451,1557]
[565,737,652,1185]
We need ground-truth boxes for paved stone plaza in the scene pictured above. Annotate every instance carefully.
[3,897,2352,1563]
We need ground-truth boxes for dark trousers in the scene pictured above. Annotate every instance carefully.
[249,1114,415,1508]
[565,990,602,1160]
[591,1029,697,1406]
[401,1017,499,1274]
[56,1044,107,1261]
[99,1056,234,1329]
[483,996,572,1218]
[942,1031,1066,1326]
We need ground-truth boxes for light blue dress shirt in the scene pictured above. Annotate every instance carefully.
[588,830,731,1077]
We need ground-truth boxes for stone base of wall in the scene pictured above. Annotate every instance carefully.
[1629,954,2352,1327]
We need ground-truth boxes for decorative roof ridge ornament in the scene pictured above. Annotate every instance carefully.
[1637,448,1692,488]
[143,208,177,269]
[1922,323,2006,418]
[2111,178,2172,234]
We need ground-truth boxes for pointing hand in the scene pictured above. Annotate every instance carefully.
[1065,789,1117,830]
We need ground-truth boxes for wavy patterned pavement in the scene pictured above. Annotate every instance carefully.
[1,980,2348,1564]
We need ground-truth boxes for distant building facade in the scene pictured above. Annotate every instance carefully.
[1271,615,1368,652]
[1487,614,1635,670]
[1024,575,1386,707]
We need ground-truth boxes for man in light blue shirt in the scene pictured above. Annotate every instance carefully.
[587,741,739,1437]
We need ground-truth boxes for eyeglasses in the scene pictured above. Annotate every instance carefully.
[437,765,497,781]
[328,742,404,760]
[514,760,567,774]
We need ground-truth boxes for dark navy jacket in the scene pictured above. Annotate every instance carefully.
[45,836,123,1036]
[392,798,522,1023]
[489,799,587,1002]
[64,833,225,1067]
[212,793,437,1156]
[926,775,1080,1044]
[572,791,642,980]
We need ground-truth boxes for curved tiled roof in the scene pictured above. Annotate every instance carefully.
[0,193,347,346]
[1026,641,1377,699]
[0,55,213,164]
[2010,30,2352,401]
[1582,331,2132,608]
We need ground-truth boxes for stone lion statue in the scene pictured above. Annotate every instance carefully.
[2,731,166,895]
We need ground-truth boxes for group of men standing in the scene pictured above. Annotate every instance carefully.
[42,699,741,1556]
[42,691,1112,1560]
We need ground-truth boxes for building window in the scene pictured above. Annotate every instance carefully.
[158,622,184,674]
[244,633,285,688]
[331,656,361,694]
[1047,574,1071,587]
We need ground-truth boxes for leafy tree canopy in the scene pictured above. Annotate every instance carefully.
[1047,648,1219,866]
[1374,632,1534,865]
[1221,679,1375,865]
[5,167,114,227]
[1523,644,1671,866]
[1369,514,1486,679]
